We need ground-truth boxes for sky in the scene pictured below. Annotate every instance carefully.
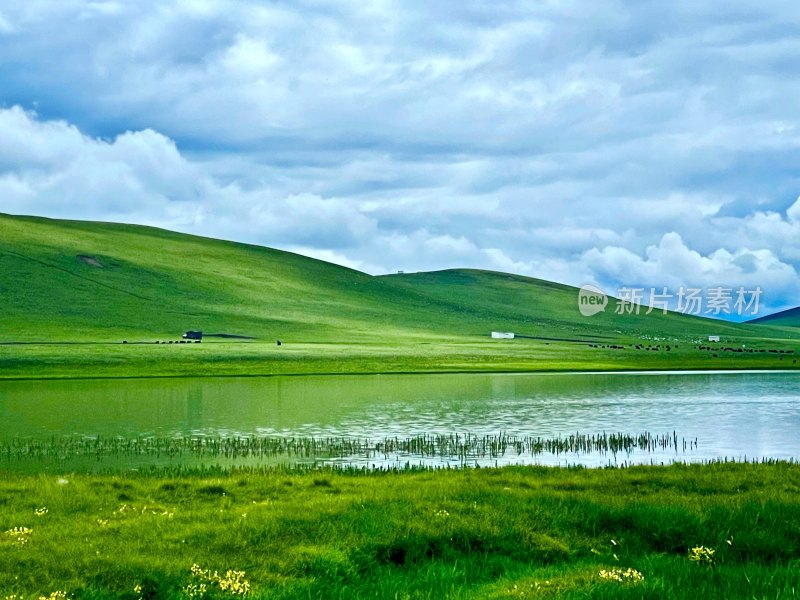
[1,0,799,318]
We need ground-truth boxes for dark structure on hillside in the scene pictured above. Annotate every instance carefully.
[183,331,203,341]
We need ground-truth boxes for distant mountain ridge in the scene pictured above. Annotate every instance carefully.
[750,306,800,326]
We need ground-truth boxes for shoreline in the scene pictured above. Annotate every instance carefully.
[1,366,798,383]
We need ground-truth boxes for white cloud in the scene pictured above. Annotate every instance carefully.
[0,107,201,218]
[0,106,87,166]
[581,232,800,313]
[0,107,379,252]
[0,11,13,33]
[284,246,383,275]
[788,196,800,223]
[78,2,125,19]
[220,34,281,77]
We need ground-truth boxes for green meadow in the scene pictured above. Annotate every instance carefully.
[1,213,798,379]
[1,463,799,599]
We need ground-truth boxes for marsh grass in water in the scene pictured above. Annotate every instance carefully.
[0,431,699,471]
[0,462,799,598]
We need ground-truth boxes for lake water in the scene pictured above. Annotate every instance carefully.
[0,371,798,470]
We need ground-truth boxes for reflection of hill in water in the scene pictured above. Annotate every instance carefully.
[0,373,799,464]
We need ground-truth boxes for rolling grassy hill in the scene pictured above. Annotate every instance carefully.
[750,305,800,327]
[0,213,433,342]
[0,213,749,342]
[0,213,798,378]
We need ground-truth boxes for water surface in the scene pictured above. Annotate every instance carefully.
[0,371,797,468]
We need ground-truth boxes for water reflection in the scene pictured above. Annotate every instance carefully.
[0,371,798,467]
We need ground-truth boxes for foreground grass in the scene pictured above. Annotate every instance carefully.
[1,463,799,598]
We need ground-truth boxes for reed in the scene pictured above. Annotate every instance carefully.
[0,431,698,469]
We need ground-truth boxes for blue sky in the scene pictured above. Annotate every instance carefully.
[1,0,799,317]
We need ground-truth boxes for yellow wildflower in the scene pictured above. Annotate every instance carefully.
[688,545,715,565]
[4,527,33,546]
[598,567,644,583]
[188,564,250,596]
[38,592,70,600]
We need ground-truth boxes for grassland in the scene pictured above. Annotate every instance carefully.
[0,463,798,599]
[1,213,798,379]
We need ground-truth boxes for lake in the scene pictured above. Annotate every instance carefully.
[0,371,798,470]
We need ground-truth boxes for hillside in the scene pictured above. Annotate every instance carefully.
[0,213,417,342]
[0,213,744,342]
[1,213,798,378]
[750,306,800,328]
[382,269,749,341]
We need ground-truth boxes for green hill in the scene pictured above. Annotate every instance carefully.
[750,306,800,328]
[381,269,752,341]
[0,213,743,342]
[0,213,425,342]
[0,213,797,378]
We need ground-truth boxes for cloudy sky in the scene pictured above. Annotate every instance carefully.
[1,0,799,317]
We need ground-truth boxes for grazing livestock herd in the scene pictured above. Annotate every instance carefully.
[587,340,797,363]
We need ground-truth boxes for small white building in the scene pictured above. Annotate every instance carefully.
[491,332,515,339]
[708,335,720,342]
